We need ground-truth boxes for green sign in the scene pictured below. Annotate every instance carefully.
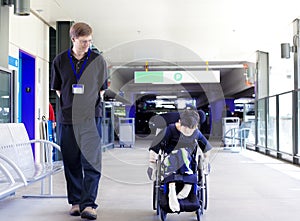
[173,72,183,81]
[134,70,220,83]
[134,71,163,83]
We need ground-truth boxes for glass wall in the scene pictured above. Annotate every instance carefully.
[257,99,266,147]
[278,92,293,154]
[0,67,14,123]
[267,96,277,150]
[253,90,298,163]
[298,90,300,157]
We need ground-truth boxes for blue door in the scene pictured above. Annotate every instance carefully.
[19,51,35,148]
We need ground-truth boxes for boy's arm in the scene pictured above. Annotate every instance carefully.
[147,127,168,180]
[196,133,211,173]
[149,127,168,153]
[196,131,212,153]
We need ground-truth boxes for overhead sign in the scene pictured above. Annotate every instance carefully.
[134,70,220,83]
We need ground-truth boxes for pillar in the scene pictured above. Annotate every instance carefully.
[0,5,9,67]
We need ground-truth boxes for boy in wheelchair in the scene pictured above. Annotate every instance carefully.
[147,109,212,212]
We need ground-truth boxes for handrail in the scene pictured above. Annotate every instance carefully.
[224,127,251,149]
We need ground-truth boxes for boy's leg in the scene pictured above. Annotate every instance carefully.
[168,182,180,212]
[177,149,193,175]
[177,184,192,199]
[175,149,194,199]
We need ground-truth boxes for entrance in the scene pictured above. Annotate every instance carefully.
[19,50,35,143]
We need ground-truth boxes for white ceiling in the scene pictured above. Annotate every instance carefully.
[28,0,300,103]
[30,0,300,63]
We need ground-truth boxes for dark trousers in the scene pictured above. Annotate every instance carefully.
[57,118,102,211]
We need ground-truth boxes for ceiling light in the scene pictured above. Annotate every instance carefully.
[281,43,296,59]
[14,0,30,16]
[156,95,177,99]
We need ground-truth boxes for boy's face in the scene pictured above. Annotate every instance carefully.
[180,124,197,136]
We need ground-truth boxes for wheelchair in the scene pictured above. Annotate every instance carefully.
[152,141,209,221]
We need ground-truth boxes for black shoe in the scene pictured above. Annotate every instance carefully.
[81,207,97,220]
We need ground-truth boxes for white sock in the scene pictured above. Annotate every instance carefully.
[177,184,192,199]
[168,183,180,212]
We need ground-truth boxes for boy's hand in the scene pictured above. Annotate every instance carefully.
[147,150,158,180]
[203,157,210,174]
[147,162,157,180]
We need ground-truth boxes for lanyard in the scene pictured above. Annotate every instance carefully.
[68,48,91,82]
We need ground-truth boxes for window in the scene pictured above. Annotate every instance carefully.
[0,67,14,123]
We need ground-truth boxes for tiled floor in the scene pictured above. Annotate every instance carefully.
[1,137,300,221]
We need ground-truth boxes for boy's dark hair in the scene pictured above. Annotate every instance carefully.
[179,109,200,129]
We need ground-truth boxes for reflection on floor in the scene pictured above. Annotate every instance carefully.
[1,137,300,221]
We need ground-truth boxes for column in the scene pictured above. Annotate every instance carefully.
[292,19,300,163]
[0,5,9,67]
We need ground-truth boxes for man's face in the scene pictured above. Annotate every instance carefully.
[72,35,93,53]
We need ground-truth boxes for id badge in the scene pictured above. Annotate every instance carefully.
[72,84,84,94]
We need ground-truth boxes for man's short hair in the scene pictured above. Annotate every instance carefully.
[69,22,93,39]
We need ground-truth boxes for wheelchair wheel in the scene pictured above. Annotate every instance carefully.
[197,182,205,215]
[156,186,160,216]
[160,207,167,221]
[153,181,157,210]
[197,169,208,215]
[156,199,160,216]
[196,208,201,221]
[155,154,163,215]
[197,156,209,212]
[196,181,206,221]
[203,174,208,210]
[153,180,161,216]
[200,174,208,213]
